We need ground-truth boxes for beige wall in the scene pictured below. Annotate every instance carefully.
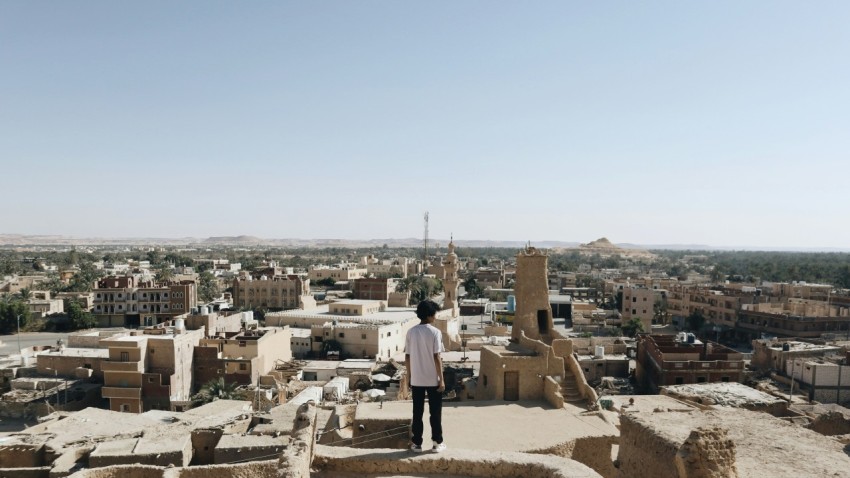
[309,267,366,282]
[329,301,382,316]
[310,319,416,359]
[232,276,308,310]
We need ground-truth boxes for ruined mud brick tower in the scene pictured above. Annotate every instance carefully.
[511,246,554,342]
[442,239,460,317]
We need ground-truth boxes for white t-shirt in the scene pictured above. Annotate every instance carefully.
[405,323,445,387]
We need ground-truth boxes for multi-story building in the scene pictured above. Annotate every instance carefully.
[621,286,665,332]
[736,299,850,340]
[92,276,197,328]
[352,278,398,301]
[360,256,409,279]
[266,300,419,359]
[309,320,414,360]
[100,325,203,413]
[231,274,315,310]
[194,327,292,388]
[635,334,745,393]
[766,282,833,301]
[307,265,367,283]
[665,284,762,334]
[474,268,506,289]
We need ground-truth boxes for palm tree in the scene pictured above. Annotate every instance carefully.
[17,287,32,301]
[191,378,238,406]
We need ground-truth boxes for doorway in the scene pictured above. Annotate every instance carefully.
[504,371,519,401]
[537,310,549,334]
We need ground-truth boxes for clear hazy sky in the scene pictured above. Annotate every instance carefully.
[2,2,849,249]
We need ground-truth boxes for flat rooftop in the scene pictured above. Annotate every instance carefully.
[355,400,617,453]
[768,341,840,351]
[37,348,109,358]
[604,395,699,414]
[661,382,786,408]
[304,361,341,370]
[271,305,418,324]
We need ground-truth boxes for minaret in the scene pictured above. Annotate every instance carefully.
[442,236,460,317]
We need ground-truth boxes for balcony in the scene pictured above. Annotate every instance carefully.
[102,387,142,399]
[102,360,144,372]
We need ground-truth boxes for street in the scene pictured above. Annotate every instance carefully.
[0,332,70,356]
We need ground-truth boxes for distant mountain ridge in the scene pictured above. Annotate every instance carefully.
[0,234,847,252]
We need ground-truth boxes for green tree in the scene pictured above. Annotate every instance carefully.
[316,277,336,288]
[0,300,30,334]
[67,301,97,330]
[17,287,32,301]
[685,311,706,332]
[653,299,669,325]
[621,317,645,337]
[146,250,163,266]
[198,272,220,302]
[462,277,482,300]
[155,265,174,283]
[191,378,238,406]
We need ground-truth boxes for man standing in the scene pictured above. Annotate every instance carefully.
[405,299,446,452]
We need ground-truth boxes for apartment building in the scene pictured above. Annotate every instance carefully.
[310,319,415,359]
[266,300,419,359]
[620,286,665,332]
[360,256,409,279]
[352,278,398,301]
[765,281,834,301]
[194,327,292,387]
[307,265,367,283]
[92,276,197,328]
[101,325,203,413]
[736,299,850,340]
[635,334,745,393]
[474,268,506,289]
[231,274,315,310]
[665,284,761,332]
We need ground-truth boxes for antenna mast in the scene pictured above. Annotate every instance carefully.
[423,211,429,261]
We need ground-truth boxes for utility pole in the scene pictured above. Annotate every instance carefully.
[16,314,22,360]
[423,212,429,263]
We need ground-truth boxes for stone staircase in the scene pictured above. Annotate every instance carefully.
[560,370,586,406]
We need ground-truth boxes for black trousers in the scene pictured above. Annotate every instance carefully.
[410,386,442,446]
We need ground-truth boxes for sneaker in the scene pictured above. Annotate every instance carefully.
[432,442,446,453]
[410,444,424,453]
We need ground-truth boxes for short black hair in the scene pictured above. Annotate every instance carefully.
[416,300,440,320]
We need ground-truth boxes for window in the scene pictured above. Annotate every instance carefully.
[120,352,129,362]
[120,404,130,412]
[239,341,246,347]
[721,376,730,382]
[148,377,155,383]
[696,377,707,383]
[483,375,488,386]
[339,332,345,338]
[361,334,367,339]
[675,377,684,385]
[239,363,247,371]
[150,349,155,354]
